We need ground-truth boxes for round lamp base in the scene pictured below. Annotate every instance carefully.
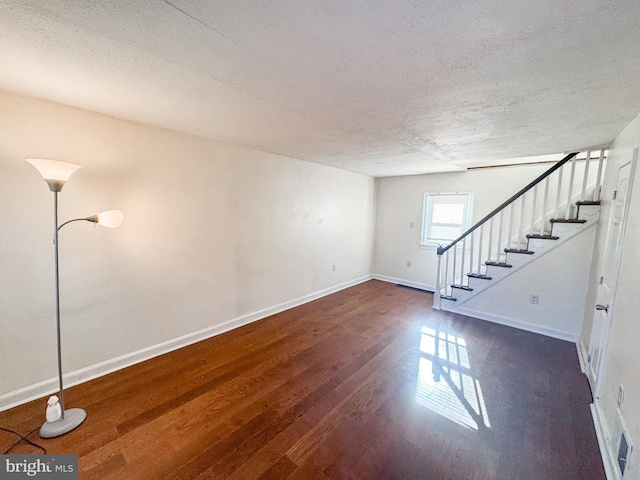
[39,408,86,438]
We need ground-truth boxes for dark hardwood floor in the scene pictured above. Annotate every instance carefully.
[0,280,605,479]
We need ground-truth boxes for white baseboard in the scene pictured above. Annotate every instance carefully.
[446,306,579,342]
[592,400,619,480]
[372,274,435,293]
[577,336,589,373]
[0,275,373,412]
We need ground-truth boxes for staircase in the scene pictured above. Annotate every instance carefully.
[434,149,607,311]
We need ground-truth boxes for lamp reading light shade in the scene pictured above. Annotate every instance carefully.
[86,210,124,229]
[97,209,124,228]
[26,159,81,192]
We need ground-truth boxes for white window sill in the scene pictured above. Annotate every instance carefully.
[419,242,444,250]
[420,242,468,251]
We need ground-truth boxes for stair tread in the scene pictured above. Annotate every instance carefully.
[526,234,560,240]
[504,248,534,255]
[550,218,587,224]
[450,284,473,291]
[576,200,601,206]
[440,295,457,302]
[467,273,492,280]
[485,261,513,268]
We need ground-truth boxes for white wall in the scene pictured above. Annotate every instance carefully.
[0,90,375,406]
[582,111,640,477]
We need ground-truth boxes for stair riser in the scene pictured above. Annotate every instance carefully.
[574,204,600,223]
[527,238,558,253]
[504,252,536,269]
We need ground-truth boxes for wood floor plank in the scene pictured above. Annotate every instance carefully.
[254,455,297,480]
[0,280,605,479]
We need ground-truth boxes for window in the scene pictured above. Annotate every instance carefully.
[420,193,473,247]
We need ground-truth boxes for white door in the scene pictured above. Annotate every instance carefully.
[587,148,638,398]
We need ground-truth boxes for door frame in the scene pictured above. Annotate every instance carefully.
[589,147,638,399]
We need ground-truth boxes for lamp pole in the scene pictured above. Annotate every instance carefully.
[38,180,88,439]
[53,190,66,418]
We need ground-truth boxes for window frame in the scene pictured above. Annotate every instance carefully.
[420,192,474,248]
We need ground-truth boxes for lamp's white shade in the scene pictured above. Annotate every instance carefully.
[27,159,81,192]
[95,210,124,228]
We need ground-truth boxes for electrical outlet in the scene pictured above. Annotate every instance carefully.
[406,260,411,267]
[332,264,336,272]
[530,294,539,304]
[410,221,414,228]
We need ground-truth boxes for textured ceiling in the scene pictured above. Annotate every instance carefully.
[1,1,639,177]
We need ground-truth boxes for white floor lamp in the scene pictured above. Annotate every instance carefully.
[27,159,123,438]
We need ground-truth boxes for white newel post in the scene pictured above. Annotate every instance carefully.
[434,252,442,310]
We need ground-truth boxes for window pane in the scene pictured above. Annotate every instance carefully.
[430,225,462,240]
[432,204,464,224]
[421,192,472,245]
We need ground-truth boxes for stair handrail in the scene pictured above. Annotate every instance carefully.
[436,152,579,256]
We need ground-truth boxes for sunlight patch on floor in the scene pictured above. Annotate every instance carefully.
[415,327,491,431]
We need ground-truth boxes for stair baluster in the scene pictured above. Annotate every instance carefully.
[460,237,467,287]
[530,184,538,238]
[565,155,577,219]
[581,149,592,201]
[477,224,484,274]
[506,203,513,253]
[595,149,605,201]
[541,177,550,235]
[497,210,504,262]
[554,163,564,220]
[487,217,494,264]
[444,248,450,297]
[518,194,526,248]
[469,232,474,285]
